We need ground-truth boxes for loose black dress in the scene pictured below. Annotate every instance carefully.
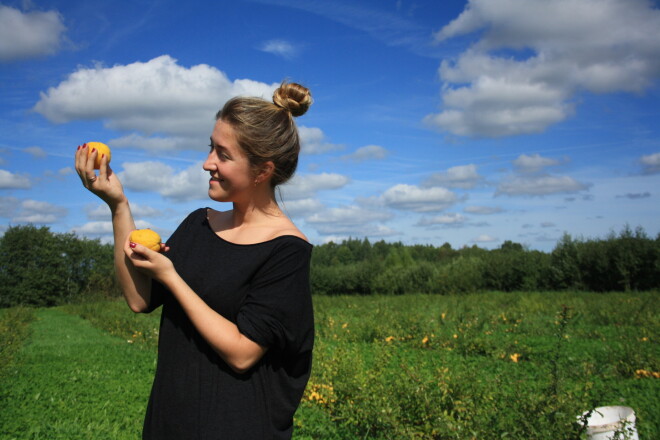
[141,208,314,440]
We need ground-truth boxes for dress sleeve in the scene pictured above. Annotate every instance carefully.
[236,239,314,353]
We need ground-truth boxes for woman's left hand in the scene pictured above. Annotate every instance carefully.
[124,239,174,283]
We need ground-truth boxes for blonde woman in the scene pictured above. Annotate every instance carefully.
[75,82,314,439]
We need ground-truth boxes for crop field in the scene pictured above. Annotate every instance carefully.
[1,291,658,439]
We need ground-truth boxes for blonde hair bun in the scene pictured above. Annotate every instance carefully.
[273,82,312,117]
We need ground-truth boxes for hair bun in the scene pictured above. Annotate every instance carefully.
[273,82,312,117]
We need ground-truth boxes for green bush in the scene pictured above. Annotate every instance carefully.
[0,225,117,307]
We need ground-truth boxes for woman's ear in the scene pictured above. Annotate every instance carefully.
[255,161,275,185]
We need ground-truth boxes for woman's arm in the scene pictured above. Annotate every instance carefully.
[125,242,268,373]
[75,145,153,312]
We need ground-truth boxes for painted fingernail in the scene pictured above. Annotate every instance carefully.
[77,145,81,150]
[91,148,96,153]
[129,242,136,248]
[101,154,105,158]
[82,143,87,149]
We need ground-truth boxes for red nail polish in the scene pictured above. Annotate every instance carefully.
[101,154,105,158]
[77,145,81,150]
[82,143,87,149]
[91,148,96,153]
[129,242,136,248]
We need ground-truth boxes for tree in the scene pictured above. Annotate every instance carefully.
[0,225,115,307]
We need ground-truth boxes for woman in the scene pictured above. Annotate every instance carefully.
[75,82,315,440]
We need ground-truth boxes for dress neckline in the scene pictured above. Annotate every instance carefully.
[203,208,312,248]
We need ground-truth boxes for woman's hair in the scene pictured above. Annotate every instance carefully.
[216,81,312,188]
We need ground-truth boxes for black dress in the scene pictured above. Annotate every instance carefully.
[141,208,314,440]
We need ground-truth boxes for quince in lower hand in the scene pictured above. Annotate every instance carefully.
[129,229,162,252]
[86,142,111,169]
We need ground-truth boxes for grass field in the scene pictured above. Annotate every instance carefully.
[1,291,658,439]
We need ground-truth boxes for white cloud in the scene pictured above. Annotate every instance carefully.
[496,175,590,196]
[0,169,31,189]
[73,219,153,236]
[423,164,482,189]
[86,202,163,220]
[306,205,395,236]
[417,213,466,226]
[24,146,48,159]
[640,152,660,174]
[33,55,278,142]
[428,0,660,137]
[341,145,388,162]
[11,199,67,224]
[298,126,343,154]
[381,184,457,212]
[280,172,350,200]
[280,198,324,219]
[472,234,498,243]
[513,153,561,174]
[118,160,209,201]
[259,39,299,59]
[464,205,503,215]
[0,5,66,62]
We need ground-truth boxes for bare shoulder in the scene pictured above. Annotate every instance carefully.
[273,218,309,243]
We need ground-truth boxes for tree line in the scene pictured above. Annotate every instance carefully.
[1,224,658,307]
[309,225,659,295]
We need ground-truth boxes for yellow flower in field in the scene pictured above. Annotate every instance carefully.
[510,353,521,363]
[441,313,446,320]
[342,322,348,329]
[385,336,395,342]
[453,334,458,339]
[635,369,660,379]
[422,336,429,345]
[640,337,649,342]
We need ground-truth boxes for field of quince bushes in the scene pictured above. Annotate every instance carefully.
[1,291,658,439]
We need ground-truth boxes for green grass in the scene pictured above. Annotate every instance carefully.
[0,308,155,439]
[1,292,658,439]
[0,306,35,379]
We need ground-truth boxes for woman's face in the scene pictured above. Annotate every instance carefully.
[203,120,255,203]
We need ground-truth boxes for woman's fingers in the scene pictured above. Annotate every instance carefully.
[75,143,99,189]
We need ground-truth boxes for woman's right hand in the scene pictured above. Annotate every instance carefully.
[74,143,126,208]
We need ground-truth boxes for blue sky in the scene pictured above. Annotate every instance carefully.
[1,0,659,252]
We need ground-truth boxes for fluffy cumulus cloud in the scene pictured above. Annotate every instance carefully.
[298,126,343,154]
[497,153,589,196]
[33,56,277,148]
[10,199,67,224]
[280,198,324,219]
[513,154,561,174]
[118,160,209,201]
[381,184,457,212]
[423,164,482,189]
[305,205,395,236]
[280,172,350,200]
[0,5,66,62]
[640,152,660,174]
[73,219,153,237]
[0,169,31,189]
[427,0,660,137]
[85,202,163,220]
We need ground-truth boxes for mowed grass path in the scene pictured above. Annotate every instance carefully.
[0,308,154,439]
